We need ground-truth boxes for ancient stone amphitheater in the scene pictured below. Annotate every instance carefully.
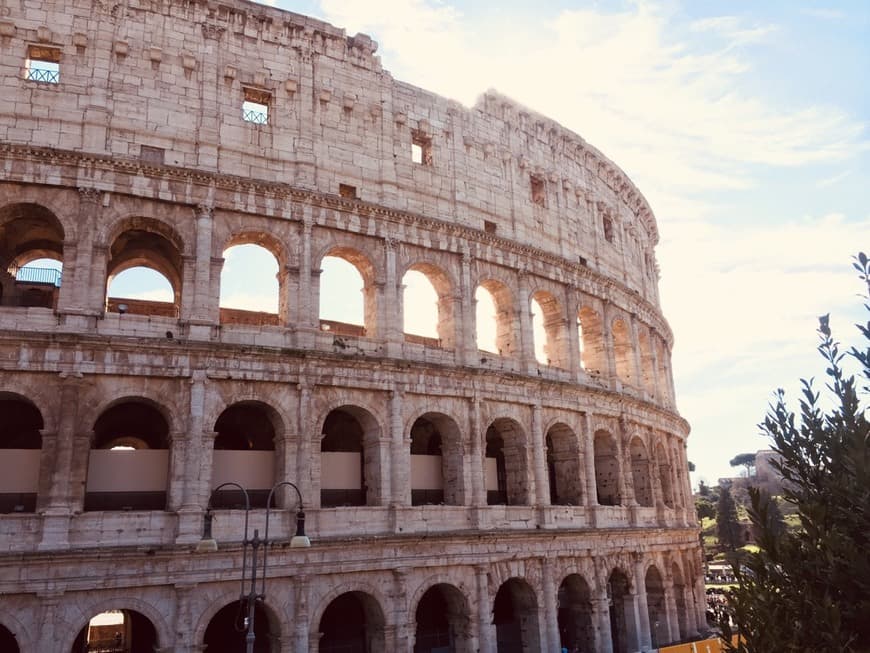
[0,1,703,651]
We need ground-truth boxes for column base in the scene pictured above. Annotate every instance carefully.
[175,507,205,545]
[38,508,71,551]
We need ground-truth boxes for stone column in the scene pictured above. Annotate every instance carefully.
[624,590,643,653]
[294,576,311,653]
[166,430,186,512]
[383,237,402,357]
[179,254,197,322]
[565,287,581,380]
[516,271,536,373]
[392,568,412,652]
[459,250,476,365]
[89,244,109,312]
[298,213,317,332]
[296,381,315,509]
[663,576,679,643]
[633,556,652,651]
[591,596,613,653]
[629,315,643,390]
[530,403,549,509]
[196,24,224,169]
[62,187,102,313]
[542,559,560,652]
[601,302,618,386]
[649,330,662,402]
[476,565,495,653]
[173,582,198,653]
[390,386,408,510]
[582,413,598,514]
[35,592,64,652]
[190,203,215,324]
[617,418,634,507]
[469,398,486,509]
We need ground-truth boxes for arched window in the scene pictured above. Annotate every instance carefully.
[0,203,64,309]
[612,318,636,385]
[0,395,43,513]
[577,307,604,375]
[630,437,654,507]
[403,269,439,343]
[485,419,528,506]
[545,423,582,506]
[493,578,540,652]
[607,570,632,653]
[319,592,385,653]
[409,414,463,506]
[594,431,620,506]
[72,610,158,653]
[558,574,594,652]
[656,443,674,508]
[85,400,169,511]
[320,407,382,507]
[319,253,370,336]
[219,243,280,325]
[203,601,276,653]
[531,291,566,368]
[475,280,514,356]
[645,566,667,648]
[414,584,471,653]
[638,328,655,392]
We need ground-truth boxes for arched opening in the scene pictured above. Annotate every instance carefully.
[557,574,593,653]
[203,600,276,653]
[403,264,454,348]
[637,329,655,392]
[577,307,604,375]
[71,609,158,653]
[607,570,632,653]
[485,419,528,506]
[656,443,674,508]
[530,291,566,368]
[219,242,281,326]
[106,222,183,318]
[319,251,372,337]
[475,280,514,356]
[612,319,635,385]
[545,423,582,506]
[414,584,471,653]
[645,566,667,648]
[320,407,382,507]
[319,591,385,653]
[410,414,463,506]
[212,402,279,508]
[0,202,64,309]
[493,578,540,652]
[629,437,653,507]
[593,430,621,506]
[671,563,689,640]
[85,400,169,511]
[0,623,18,653]
[0,394,43,513]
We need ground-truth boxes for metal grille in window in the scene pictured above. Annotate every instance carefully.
[242,105,268,124]
[242,88,270,125]
[26,46,61,84]
[26,65,60,83]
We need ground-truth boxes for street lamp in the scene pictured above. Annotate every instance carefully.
[197,481,311,653]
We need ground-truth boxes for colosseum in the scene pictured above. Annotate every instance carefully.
[0,1,703,651]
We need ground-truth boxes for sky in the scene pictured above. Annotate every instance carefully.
[107,0,869,487]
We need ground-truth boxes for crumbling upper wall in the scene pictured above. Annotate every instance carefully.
[0,0,661,303]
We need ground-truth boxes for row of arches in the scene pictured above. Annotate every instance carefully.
[0,392,689,517]
[0,199,674,402]
[1,560,702,652]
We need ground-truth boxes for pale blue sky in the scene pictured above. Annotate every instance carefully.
[243,0,870,485]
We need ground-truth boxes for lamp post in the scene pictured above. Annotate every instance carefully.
[198,481,311,653]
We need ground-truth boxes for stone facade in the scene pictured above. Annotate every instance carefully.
[0,1,702,651]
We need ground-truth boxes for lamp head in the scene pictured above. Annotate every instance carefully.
[290,509,311,548]
[196,509,218,552]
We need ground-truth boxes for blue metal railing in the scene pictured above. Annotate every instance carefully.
[26,67,60,84]
[243,108,268,124]
[14,266,62,287]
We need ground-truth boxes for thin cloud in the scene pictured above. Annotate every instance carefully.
[800,7,846,20]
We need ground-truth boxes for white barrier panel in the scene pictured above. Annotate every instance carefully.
[411,454,443,490]
[0,450,40,492]
[212,450,275,489]
[485,458,499,491]
[321,452,362,489]
[86,450,168,492]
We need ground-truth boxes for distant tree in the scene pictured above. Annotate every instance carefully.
[729,452,757,478]
[695,496,716,521]
[716,485,742,552]
[688,460,696,472]
[750,491,786,542]
[722,253,870,652]
[698,479,710,497]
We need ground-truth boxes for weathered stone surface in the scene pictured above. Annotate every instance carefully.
[0,1,702,651]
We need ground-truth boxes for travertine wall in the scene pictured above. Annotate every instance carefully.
[0,1,702,652]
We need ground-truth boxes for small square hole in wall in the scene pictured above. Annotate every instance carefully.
[339,183,358,199]
[242,88,270,124]
[484,220,497,234]
[530,175,546,206]
[25,45,61,84]
[411,131,432,165]
[139,145,165,165]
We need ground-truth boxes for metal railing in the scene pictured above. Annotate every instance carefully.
[243,108,268,124]
[14,266,62,287]
[26,67,60,84]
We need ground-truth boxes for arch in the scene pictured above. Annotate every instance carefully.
[493,578,540,652]
[645,565,667,648]
[607,569,633,653]
[637,327,655,392]
[105,217,184,318]
[0,393,44,513]
[318,246,376,337]
[403,262,455,348]
[320,405,383,507]
[530,289,566,368]
[545,422,582,506]
[629,437,654,507]
[475,278,515,356]
[577,306,605,374]
[212,401,282,508]
[612,318,636,385]
[656,442,674,508]
[0,202,65,308]
[485,418,529,506]
[70,609,159,653]
[593,430,621,506]
[219,240,282,324]
[413,583,472,653]
[85,398,170,511]
[557,574,594,653]
[203,599,280,653]
[409,412,464,506]
[318,591,386,653]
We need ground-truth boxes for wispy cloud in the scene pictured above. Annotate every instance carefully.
[800,7,846,20]
[816,169,852,187]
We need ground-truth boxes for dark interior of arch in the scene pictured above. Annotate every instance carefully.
[608,571,631,653]
[93,401,169,449]
[70,610,157,653]
[214,403,276,450]
[493,579,539,653]
[485,430,507,505]
[410,417,443,455]
[557,575,594,653]
[414,584,469,653]
[0,623,18,653]
[321,409,364,452]
[320,592,383,653]
[203,601,272,653]
[0,398,43,448]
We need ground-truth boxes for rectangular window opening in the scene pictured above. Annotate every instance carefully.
[530,175,546,206]
[411,132,433,165]
[484,220,497,234]
[25,45,61,84]
[339,183,358,199]
[139,145,165,165]
[242,88,270,125]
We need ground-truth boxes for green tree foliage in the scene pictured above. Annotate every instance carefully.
[722,253,870,652]
[695,495,716,521]
[716,485,742,552]
[698,479,711,497]
[729,452,757,477]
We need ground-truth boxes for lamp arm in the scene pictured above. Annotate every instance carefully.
[208,482,251,599]
[261,481,305,595]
